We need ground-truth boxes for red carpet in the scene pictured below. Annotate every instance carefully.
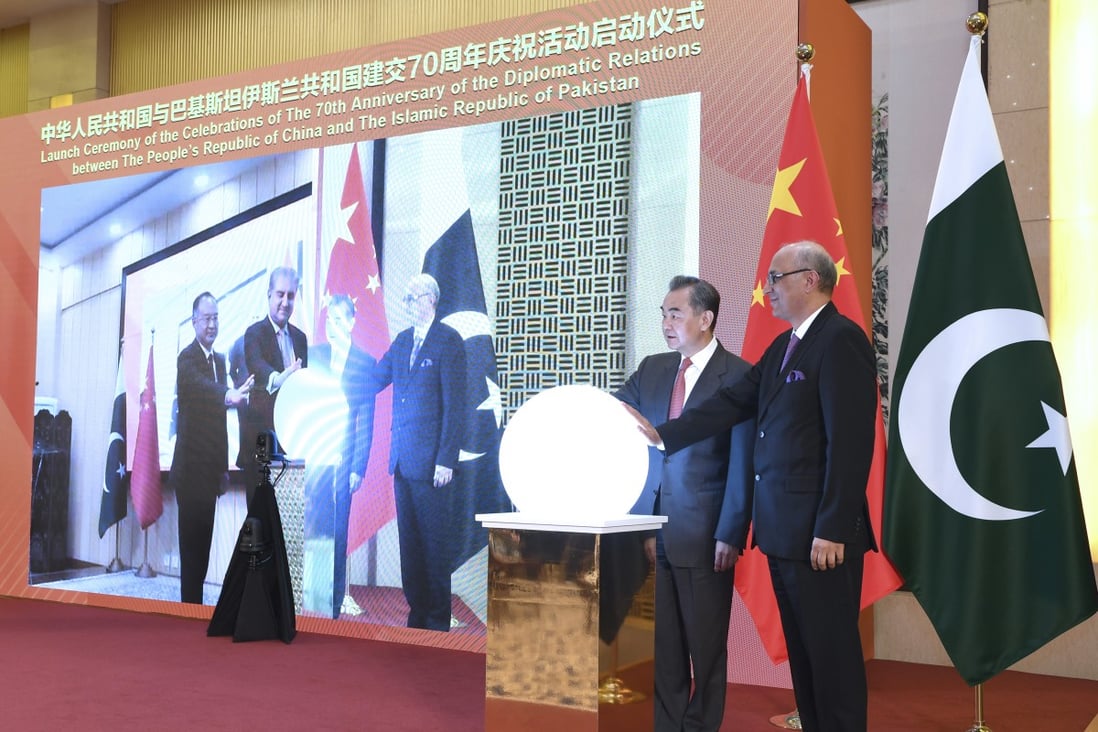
[2,596,1094,730]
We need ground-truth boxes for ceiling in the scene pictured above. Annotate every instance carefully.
[40,154,279,268]
[0,0,104,29]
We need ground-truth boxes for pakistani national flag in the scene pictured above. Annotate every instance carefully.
[418,128,509,572]
[98,352,128,537]
[884,35,1098,685]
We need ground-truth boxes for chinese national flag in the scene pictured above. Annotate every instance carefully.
[737,66,903,663]
[130,344,163,529]
[318,143,395,550]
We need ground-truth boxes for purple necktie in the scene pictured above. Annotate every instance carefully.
[780,333,800,372]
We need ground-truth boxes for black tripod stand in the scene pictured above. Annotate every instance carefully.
[208,434,296,643]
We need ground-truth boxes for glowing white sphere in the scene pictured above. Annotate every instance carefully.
[498,384,650,519]
[272,367,349,465]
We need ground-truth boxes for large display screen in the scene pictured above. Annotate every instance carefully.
[6,0,797,652]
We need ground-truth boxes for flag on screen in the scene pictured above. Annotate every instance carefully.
[318,142,395,550]
[417,128,509,572]
[738,63,903,663]
[130,344,163,529]
[423,209,510,571]
[98,352,128,538]
[883,35,1097,686]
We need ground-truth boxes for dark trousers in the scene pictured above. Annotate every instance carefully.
[394,469,453,631]
[177,490,217,604]
[654,536,735,732]
[768,552,867,732]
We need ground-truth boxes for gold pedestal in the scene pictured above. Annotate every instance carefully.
[478,514,665,732]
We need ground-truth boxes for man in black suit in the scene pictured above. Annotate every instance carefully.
[630,241,879,732]
[241,267,308,496]
[169,292,254,604]
[369,273,466,631]
[616,276,754,732]
[305,294,376,618]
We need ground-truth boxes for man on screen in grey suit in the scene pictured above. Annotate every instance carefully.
[615,275,754,731]
[240,267,308,498]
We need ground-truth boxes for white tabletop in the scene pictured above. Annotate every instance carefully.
[475,512,666,535]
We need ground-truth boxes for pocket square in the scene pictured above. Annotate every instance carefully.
[420,358,434,368]
[786,369,805,383]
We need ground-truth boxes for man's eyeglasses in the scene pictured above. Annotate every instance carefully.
[766,268,813,286]
[193,315,219,325]
[402,292,432,304]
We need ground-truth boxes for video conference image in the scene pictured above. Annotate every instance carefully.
[31,93,702,636]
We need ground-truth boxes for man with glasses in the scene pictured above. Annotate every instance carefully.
[628,241,879,732]
[369,273,466,631]
[169,292,254,603]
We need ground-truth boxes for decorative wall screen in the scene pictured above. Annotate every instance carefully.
[496,104,633,421]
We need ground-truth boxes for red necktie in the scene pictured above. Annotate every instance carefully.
[668,357,692,419]
[780,333,800,372]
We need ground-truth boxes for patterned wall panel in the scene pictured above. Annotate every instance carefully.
[0,24,29,117]
[497,104,631,419]
[110,0,587,96]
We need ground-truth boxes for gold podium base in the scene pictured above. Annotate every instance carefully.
[484,527,654,732]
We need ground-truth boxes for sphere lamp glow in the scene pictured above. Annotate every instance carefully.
[498,384,650,520]
[272,367,349,466]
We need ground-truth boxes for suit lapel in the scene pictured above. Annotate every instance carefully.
[686,347,724,407]
[757,303,836,417]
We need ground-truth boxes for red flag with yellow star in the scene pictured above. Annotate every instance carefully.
[316,142,395,552]
[736,65,903,664]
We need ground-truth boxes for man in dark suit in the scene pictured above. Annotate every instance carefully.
[241,267,308,496]
[169,292,254,604]
[615,275,754,732]
[306,294,376,618]
[630,242,879,732]
[369,273,466,631]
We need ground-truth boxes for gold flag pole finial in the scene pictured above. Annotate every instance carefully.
[966,11,988,37]
[796,42,814,93]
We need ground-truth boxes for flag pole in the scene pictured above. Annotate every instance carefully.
[766,42,819,732]
[135,528,157,578]
[135,329,158,579]
[597,637,644,705]
[106,524,124,573]
[966,682,992,732]
[958,13,993,732]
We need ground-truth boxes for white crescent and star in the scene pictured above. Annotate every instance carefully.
[442,310,503,462]
[103,431,125,493]
[897,308,1071,522]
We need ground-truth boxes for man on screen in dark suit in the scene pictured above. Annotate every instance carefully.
[169,292,254,604]
[369,273,465,631]
[615,275,754,732]
[629,241,879,732]
[240,267,308,495]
